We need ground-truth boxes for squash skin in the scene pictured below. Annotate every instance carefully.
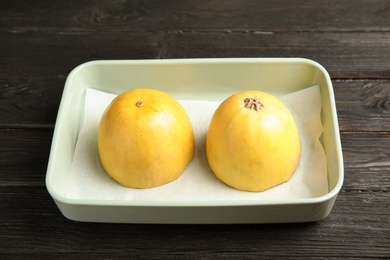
[98,89,195,189]
[206,90,301,192]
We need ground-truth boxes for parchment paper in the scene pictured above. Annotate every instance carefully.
[66,85,327,200]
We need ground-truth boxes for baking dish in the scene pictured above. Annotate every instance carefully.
[46,58,343,223]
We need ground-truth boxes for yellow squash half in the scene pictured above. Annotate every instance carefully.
[98,88,195,189]
[206,90,301,192]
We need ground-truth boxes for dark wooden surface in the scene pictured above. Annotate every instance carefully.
[1,0,389,258]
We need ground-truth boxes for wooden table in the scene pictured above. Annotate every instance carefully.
[1,1,389,258]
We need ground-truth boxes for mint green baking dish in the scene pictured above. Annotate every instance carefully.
[46,58,343,223]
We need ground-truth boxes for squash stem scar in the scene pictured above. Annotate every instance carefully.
[244,97,265,111]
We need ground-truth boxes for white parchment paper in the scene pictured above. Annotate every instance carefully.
[66,86,328,200]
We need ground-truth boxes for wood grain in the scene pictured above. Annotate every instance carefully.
[341,133,390,192]
[2,0,390,33]
[2,31,390,79]
[0,129,52,186]
[1,0,390,258]
[334,80,390,132]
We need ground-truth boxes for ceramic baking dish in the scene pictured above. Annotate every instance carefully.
[46,58,343,223]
